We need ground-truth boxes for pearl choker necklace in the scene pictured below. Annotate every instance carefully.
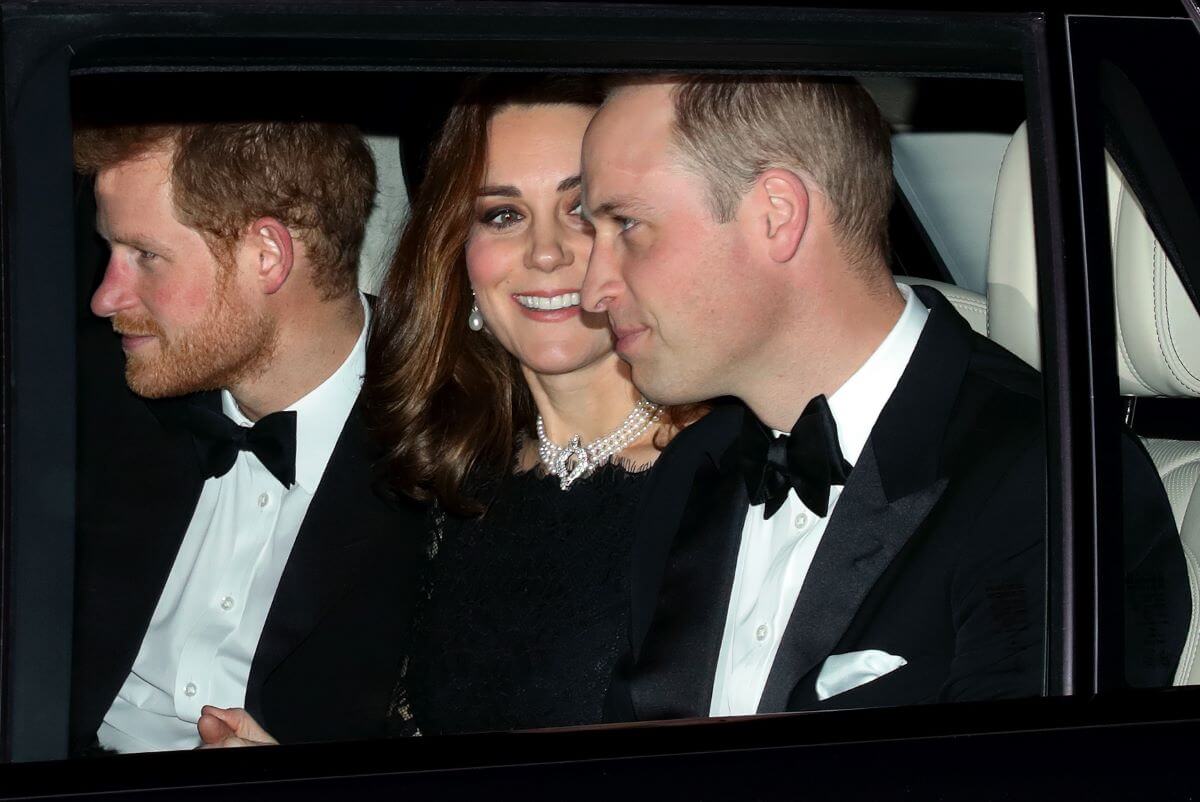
[537,398,663,490]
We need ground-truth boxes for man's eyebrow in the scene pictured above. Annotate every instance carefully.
[587,197,655,219]
[103,230,175,256]
[477,185,520,198]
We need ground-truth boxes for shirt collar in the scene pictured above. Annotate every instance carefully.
[221,292,370,492]
[821,282,930,466]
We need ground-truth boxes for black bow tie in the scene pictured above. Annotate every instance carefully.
[739,395,853,520]
[179,404,298,488]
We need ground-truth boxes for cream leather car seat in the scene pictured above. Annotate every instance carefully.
[1109,166,1200,684]
[986,124,1041,370]
[895,276,988,336]
[357,134,410,294]
[984,122,1200,684]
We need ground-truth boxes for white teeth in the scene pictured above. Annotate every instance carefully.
[516,292,581,311]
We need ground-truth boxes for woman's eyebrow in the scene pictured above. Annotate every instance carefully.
[478,176,581,197]
[477,185,520,198]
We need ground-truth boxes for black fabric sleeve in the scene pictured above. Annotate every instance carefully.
[941,436,1046,702]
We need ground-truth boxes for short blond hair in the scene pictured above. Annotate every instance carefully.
[663,76,893,270]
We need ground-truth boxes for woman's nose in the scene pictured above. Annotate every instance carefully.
[527,224,573,273]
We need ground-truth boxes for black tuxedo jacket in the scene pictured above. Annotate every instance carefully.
[607,286,1190,720]
[70,320,425,755]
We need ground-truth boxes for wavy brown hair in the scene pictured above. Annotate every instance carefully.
[366,76,606,517]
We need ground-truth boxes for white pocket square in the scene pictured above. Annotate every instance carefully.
[815,649,908,701]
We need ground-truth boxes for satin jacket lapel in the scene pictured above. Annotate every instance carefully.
[244,401,382,714]
[756,444,947,712]
[631,467,747,720]
[629,403,743,654]
[757,284,974,713]
[114,392,219,653]
[73,389,213,746]
[627,403,746,719]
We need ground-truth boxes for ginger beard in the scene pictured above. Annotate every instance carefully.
[113,260,278,399]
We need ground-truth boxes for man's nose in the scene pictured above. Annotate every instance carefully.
[90,257,137,318]
[581,237,622,313]
[527,221,573,273]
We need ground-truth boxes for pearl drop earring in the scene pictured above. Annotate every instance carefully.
[468,293,484,332]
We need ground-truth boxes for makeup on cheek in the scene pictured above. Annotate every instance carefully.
[464,232,523,294]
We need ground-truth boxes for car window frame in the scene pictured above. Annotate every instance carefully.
[1062,11,1200,693]
[4,1,1192,793]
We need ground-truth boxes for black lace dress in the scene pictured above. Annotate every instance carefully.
[399,462,648,735]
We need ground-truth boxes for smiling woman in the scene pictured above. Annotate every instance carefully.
[352,74,705,736]
[465,103,604,380]
[366,75,700,516]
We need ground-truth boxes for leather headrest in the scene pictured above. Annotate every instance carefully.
[1109,154,1200,397]
[985,123,1041,371]
[984,122,1200,397]
[358,134,409,294]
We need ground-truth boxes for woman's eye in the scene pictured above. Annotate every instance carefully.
[482,207,523,229]
[568,200,583,217]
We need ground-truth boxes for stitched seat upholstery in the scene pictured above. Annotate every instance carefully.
[981,122,1200,684]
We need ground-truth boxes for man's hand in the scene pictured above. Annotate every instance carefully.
[196,706,279,749]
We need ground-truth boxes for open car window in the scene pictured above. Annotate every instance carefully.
[1,4,1198,798]
[1066,13,1200,690]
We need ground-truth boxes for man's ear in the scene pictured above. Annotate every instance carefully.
[248,217,294,295]
[757,168,809,264]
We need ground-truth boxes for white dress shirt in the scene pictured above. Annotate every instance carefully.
[709,284,930,717]
[98,294,370,753]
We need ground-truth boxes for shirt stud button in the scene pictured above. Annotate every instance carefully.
[794,512,808,529]
[184,682,197,697]
[755,624,769,642]
[257,492,270,508]
[220,596,235,611]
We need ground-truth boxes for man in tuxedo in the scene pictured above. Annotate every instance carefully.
[579,76,1189,719]
[71,122,424,753]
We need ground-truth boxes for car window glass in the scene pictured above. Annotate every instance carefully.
[868,77,1026,295]
[26,10,1200,790]
[1074,15,1200,690]
[55,68,1066,767]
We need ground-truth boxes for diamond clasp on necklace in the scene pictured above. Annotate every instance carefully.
[557,435,591,490]
[537,398,662,492]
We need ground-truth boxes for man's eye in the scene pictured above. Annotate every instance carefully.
[137,249,159,263]
[617,216,638,233]
[482,207,523,229]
